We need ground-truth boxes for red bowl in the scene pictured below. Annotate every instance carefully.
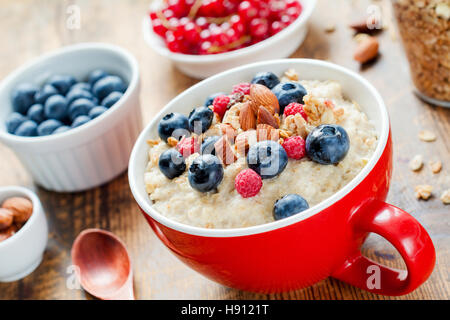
[128,59,435,295]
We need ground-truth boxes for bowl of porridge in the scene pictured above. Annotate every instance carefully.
[129,59,435,295]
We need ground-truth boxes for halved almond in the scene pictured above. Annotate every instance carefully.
[250,84,279,114]
[256,124,279,141]
[257,106,279,128]
[219,123,237,142]
[214,136,237,165]
[239,102,256,131]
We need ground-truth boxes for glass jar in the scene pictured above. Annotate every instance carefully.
[393,0,450,107]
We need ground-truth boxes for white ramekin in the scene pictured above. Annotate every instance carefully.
[0,43,142,192]
[0,186,48,282]
[142,0,316,79]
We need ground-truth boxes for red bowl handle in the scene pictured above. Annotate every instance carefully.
[332,200,436,296]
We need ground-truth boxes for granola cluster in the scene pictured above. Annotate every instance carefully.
[393,0,450,102]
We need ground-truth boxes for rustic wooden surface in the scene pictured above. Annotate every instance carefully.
[0,0,448,300]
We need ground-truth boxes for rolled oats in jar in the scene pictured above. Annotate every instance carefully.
[393,0,450,107]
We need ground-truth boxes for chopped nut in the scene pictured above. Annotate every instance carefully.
[418,130,436,142]
[429,160,442,174]
[219,123,237,142]
[415,184,433,200]
[324,23,336,33]
[167,137,178,147]
[147,139,160,146]
[284,69,299,81]
[256,124,279,141]
[353,33,371,44]
[214,136,237,165]
[409,154,423,171]
[440,189,450,204]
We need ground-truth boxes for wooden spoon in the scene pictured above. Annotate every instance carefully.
[71,229,135,300]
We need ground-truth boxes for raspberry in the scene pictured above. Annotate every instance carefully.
[283,102,307,120]
[235,169,263,198]
[231,82,251,95]
[212,94,230,117]
[176,136,200,157]
[282,136,306,160]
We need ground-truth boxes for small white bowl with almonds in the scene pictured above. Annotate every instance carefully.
[0,186,48,282]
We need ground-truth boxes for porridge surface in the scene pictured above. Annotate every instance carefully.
[144,77,378,229]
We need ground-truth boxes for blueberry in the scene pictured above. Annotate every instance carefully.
[188,154,224,192]
[204,92,225,107]
[157,112,190,142]
[92,76,126,100]
[158,149,187,179]
[71,115,91,128]
[201,136,221,155]
[44,95,68,121]
[37,119,63,136]
[53,125,70,135]
[247,140,288,179]
[89,106,108,119]
[14,120,38,137]
[47,74,77,95]
[251,71,280,89]
[272,82,307,113]
[70,82,91,92]
[27,104,46,123]
[101,91,123,108]
[34,84,58,105]
[69,98,95,121]
[11,83,39,114]
[188,106,214,133]
[306,124,350,165]
[66,88,95,106]
[5,112,27,134]
[273,194,309,220]
[88,69,109,86]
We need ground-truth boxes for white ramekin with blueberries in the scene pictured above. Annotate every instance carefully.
[0,43,142,192]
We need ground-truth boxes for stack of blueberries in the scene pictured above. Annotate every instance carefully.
[5,70,127,137]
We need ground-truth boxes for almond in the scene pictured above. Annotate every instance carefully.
[2,197,33,224]
[257,106,279,128]
[239,102,256,131]
[214,136,237,165]
[250,84,279,114]
[354,36,379,63]
[235,131,252,156]
[0,208,13,231]
[256,124,279,142]
[219,123,237,142]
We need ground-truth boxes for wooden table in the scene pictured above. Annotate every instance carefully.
[0,0,448,300]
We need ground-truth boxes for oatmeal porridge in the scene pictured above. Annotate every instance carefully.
[144,70,378,229]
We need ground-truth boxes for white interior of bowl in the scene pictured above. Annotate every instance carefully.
[0,43,139,148]
[129,59,389,237]
[143,0,316,62]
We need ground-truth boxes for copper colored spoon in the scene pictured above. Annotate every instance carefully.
[71,229,135,300]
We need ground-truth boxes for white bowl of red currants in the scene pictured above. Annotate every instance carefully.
[143,0,316,79]
[0,43,142,192]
